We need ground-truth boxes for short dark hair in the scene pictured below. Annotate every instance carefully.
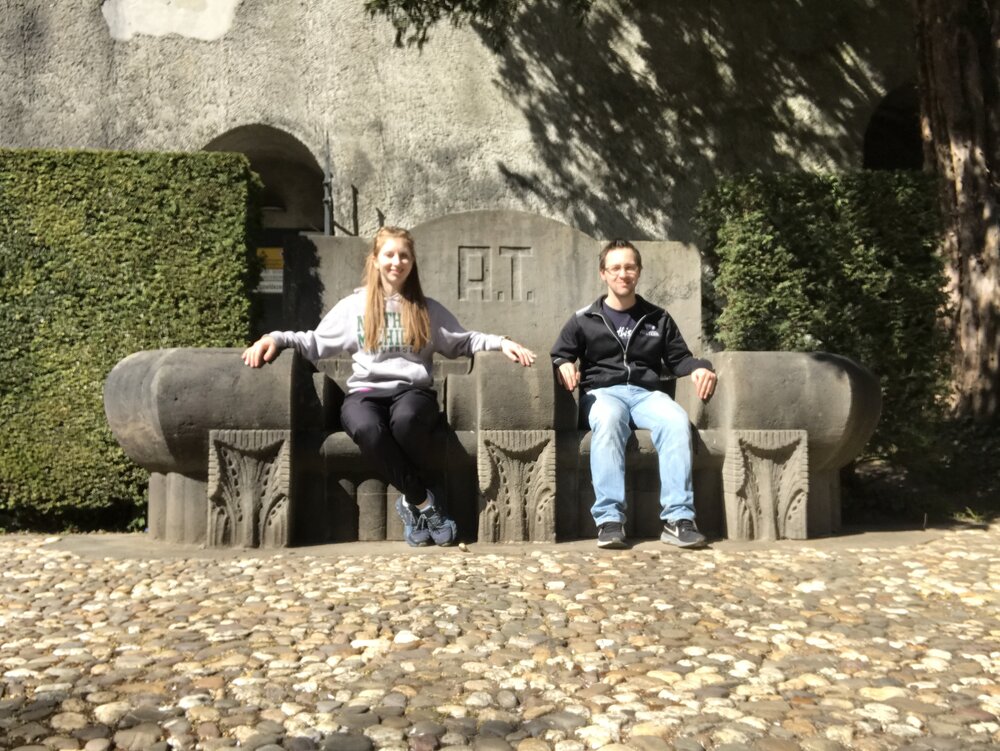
[599,239,642,270]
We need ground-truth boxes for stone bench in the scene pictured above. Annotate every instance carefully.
[104,210,880,546]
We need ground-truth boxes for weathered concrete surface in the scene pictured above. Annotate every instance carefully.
[1,0,916,240]
[34,524,954,558]
[101,0,242,41]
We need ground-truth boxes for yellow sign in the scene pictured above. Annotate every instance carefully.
[257,246,283,270]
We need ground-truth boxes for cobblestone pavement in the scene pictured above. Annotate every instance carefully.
[1,527,998,751]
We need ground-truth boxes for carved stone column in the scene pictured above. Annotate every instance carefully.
[208,429,292,547]
[357,478,388,542]
[149,472,208,545]
[477,430,556,542]
[722,430,809,540]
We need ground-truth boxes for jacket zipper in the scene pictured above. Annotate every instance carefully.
[594,309,651,386]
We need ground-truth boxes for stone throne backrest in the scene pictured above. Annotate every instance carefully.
[283,210,705,363]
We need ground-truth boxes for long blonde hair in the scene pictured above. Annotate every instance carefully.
[362,226,431,353]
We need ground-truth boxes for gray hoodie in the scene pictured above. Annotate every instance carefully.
[270,289,503,394]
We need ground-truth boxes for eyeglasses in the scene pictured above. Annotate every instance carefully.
[603,264,640,276]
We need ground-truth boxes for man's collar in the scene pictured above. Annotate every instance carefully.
[591,293,649,310]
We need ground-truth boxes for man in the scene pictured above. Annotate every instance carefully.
[551,240,717,549]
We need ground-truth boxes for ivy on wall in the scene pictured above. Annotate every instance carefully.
[697,172,948,459]
[0,149,261,531]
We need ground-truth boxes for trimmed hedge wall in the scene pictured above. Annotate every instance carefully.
[697,172,949,459]
[0,149,261,531]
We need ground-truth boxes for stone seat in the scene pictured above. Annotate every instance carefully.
[104,210,881,546]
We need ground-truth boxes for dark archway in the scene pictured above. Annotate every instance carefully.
[205,124,324,230]
[205,125,324,335]
[863,84,923,170]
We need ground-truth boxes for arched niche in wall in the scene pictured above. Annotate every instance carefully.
[863,84,923,171]
[204,124,324,232]
[204,125,324,335]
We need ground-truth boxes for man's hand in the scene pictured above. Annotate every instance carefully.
[690,367,717,401]
[557,362,580,391]
[500,338,536,367]
[241,335,279,368]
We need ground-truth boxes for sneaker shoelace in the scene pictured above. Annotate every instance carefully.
[422,508,447,528]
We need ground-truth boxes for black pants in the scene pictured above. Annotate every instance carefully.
[339,387,441,504]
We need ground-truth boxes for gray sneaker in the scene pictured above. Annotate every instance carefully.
[597,521,627,548]
[395,496,432,547]
[661,518,707,548]
[420,505,457,546]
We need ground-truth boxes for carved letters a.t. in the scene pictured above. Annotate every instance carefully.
[458,245,534,302]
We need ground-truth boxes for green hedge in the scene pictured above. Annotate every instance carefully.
[697,172,949,459]
[0,149,261,531]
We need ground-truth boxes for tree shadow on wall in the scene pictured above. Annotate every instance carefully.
[486,0,905,242]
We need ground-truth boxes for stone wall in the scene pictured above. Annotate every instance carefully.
[1,0,915,240]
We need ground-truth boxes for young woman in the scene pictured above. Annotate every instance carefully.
[242,226,536,546]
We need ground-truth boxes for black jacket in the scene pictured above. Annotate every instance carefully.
[551,295,713,393]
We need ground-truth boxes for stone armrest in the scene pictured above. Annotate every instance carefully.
[104,347,327,477]
[680,351,881,470]
[442,351,561,431]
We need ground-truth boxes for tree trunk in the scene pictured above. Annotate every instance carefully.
[914,0,1000,421]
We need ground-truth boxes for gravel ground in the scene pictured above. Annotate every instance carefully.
[0,526,997,751]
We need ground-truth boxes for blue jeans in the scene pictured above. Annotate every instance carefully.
[583,384,694,526]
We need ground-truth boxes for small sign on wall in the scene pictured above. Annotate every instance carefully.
[256,246,283,295]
